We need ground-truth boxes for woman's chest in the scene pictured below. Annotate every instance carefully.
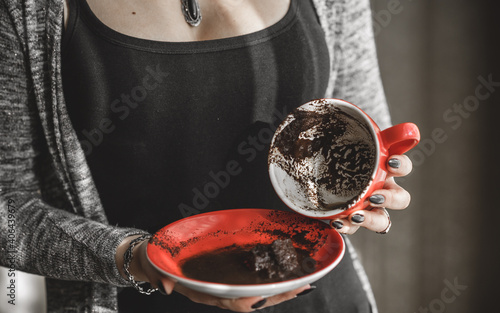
[84,0,291,41]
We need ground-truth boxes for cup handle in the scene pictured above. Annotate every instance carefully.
[380,123,420,155]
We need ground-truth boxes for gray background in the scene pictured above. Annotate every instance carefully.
[350,0,500,312]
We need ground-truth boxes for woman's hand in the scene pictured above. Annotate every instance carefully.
[116,236,311,312]
[115,235,177,293]
[173,283,311,312]
[330,154,413,235]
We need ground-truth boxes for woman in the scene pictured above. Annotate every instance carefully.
[0,0,413,312]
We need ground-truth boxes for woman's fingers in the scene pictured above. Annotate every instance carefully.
[348,208,391,233]
[330,218,360,235]
[331,207,391,234]
[330,154,414,235]
[260,285,311,309]
[173,284,310,312]
[369,177,411,210]
[331,178,409,234]
[174,284,241,311]
[386,154,413,178]
[127,239,177,295]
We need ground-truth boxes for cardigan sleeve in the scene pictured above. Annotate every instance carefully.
[0,3,147,287]
[329,0,392,130]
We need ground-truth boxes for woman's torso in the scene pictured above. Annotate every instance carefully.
[62,0,330,232]
[62,0,372,312]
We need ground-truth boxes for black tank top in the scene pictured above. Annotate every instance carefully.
[62,1,371,313]
[62,0,329,232]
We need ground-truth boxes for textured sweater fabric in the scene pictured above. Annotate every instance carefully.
[0,0,390,312]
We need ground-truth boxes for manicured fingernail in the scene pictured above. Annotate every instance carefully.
[369,194,385,205]
[331,220,343,230]
[388,158,401,169]
[251,299,267,309]
[157,282,167,295]
[297,285,316,297]
[351,214,365,224]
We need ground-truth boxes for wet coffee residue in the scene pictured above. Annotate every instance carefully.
[181,239,316,284]
[270,102,376,210]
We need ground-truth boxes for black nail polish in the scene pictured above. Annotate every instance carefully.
[157,282,167,295]
[297,286,317,297]
[331,220,343,230]
[351,214,365,224]
[369,194,385,204]
[251,299,267,309]
[388,158,401,169]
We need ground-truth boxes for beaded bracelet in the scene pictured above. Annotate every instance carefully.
[123,234,158,295]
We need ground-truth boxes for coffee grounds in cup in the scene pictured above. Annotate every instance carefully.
[270,106,376,211]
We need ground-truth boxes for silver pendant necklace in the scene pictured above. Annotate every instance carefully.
[181,0,202,27]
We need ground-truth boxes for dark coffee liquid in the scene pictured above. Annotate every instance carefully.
[180,245,315,285]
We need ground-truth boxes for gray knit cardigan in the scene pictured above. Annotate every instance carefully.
[0,0,390,311]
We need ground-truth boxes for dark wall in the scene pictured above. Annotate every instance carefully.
[350,0,500,312]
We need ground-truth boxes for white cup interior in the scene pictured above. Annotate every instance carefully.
[268,99,380,218]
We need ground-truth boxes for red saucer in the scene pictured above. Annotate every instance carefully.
[147,209,344,298]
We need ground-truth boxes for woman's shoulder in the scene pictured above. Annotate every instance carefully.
[309,0,377,50]
[1,0,63,24]
[2,0,59,11]
[310,0,373,27]
[1,0,63,48]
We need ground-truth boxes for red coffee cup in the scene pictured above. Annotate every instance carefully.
[268,98,420,221]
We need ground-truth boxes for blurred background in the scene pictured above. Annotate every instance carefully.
[1,0,499,312]
[350,0,500,312]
